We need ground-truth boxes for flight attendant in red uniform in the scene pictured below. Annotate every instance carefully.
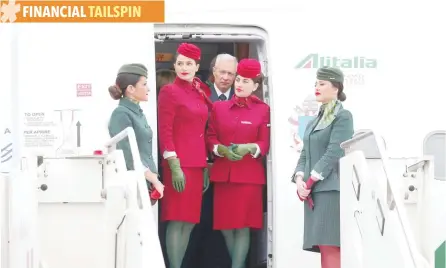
[206,58,271,268]
[157,42,212,268]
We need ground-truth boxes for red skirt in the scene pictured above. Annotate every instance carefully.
[160,167,204,223]
[213,182,264,230]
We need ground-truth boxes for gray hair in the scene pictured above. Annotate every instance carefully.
[214,53,238,69]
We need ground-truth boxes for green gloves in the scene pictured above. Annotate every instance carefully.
[203,168,210,193]
[217,144,243,161]
[216,143,258,160]
[167,158,185,192]
[167,159,210,193]
[231,143,258,157]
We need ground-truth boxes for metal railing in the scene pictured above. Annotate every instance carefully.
[104,126,153,210]
[341,130,429,268]
[104,126,165,268]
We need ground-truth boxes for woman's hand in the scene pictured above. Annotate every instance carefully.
[217,144,243,161]
[145,170,165,198]
[231,143,257,157]
[296,176,310,199]
[152,180,165,198]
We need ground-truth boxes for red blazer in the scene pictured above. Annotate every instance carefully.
[206,96,270,184]
[158,77,213,168]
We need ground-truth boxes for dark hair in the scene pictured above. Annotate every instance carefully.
[251,73,264,85]
[108,73,141,100]
[250,73,264,99]
[174,53,201,65]
[156,69,176,94]
[331,81,346,102]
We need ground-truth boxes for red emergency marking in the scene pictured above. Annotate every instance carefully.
[93,150,103,155]
[77,83,92,97]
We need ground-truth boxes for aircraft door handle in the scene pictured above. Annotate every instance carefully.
[38,184,48,191]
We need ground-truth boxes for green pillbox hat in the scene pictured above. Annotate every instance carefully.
[118,63,148,77]
[316,66,344,83]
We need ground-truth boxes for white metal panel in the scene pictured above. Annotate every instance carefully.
[37,158,104,203]
[38,203,108,268]
[16,23,158,157]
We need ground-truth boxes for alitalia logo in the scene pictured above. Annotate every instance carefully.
[295,53,377,69]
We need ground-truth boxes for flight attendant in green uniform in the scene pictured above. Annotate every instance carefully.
[108,63,164,197]
[292,67,354,268]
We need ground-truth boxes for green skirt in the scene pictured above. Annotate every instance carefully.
[303,191,340,253]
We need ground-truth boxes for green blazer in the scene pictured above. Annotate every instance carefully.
[108,98,157,174]
[292,104,354,193]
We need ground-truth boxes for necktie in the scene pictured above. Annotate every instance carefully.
[218,94,227,101]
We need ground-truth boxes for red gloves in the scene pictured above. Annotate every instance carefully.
[149,185,161,206]
[297,176,317,209]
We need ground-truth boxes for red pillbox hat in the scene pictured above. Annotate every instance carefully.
[177,43,201,61]
[237,58,261,79]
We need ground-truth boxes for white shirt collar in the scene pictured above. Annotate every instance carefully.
[214,83,231,99]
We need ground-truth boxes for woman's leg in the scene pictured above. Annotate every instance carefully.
[232,228,250,268]
[319,245,340,268]
[221,229,235,259]
[166,221,195,268]
[221,228,250,268]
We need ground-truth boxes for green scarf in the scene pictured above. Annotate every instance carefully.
[314,99,342,131]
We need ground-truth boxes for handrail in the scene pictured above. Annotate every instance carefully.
[341,130,425,268]
[104,127,144,171]
[105,127,165,267]
[407,160,428,173]
[379,151,422,268]
[340,131,374,150]
[104,127,151,210]
[114,214,126,268]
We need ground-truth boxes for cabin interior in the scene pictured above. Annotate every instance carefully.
[154,39,269,268]
[154,40,265,99]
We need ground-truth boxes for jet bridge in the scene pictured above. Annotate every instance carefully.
[339,130,445,268]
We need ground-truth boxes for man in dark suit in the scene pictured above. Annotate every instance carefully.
[184,53,238,268]
[208,53,236,102]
